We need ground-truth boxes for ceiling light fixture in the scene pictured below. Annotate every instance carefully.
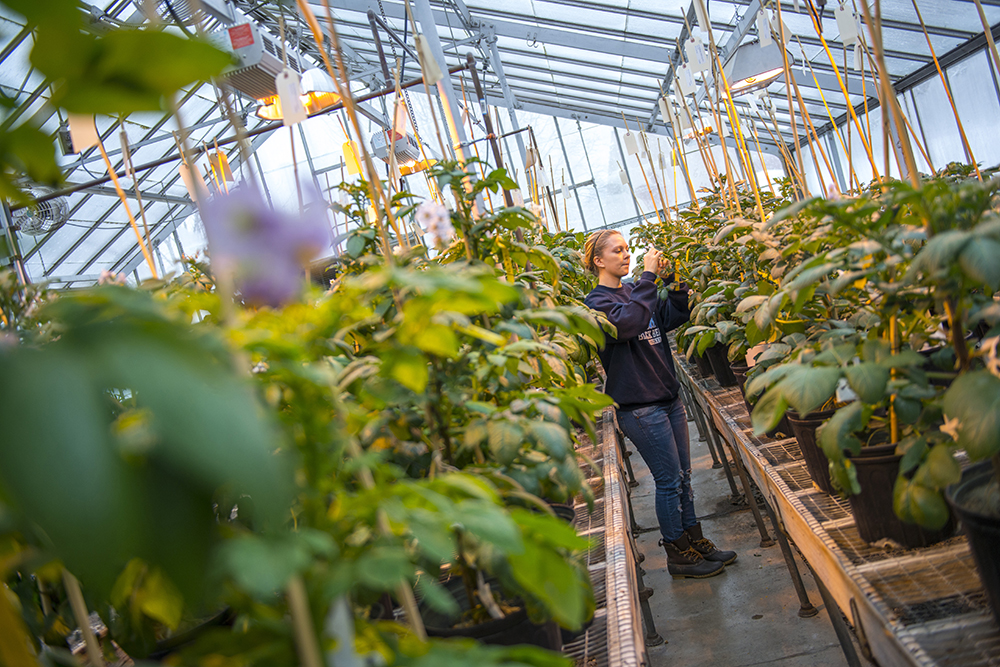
[723,40,794,97]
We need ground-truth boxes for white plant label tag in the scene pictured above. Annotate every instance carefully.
[561,183,569,199]
[658,96,671,124]
[275,68,307,126]
[619,168,629,185]
[854,42,863,70]
[686,36,710,72]
[836,377,859,403]
[693,0,710,33]
[748,94,760,114]
[67,113,99,152]
[676,64,696,96]
[623,130,639,155]
[793,0,800,12]
[836,4,859,45]
[757,10,773,47]
[658,152,667,169]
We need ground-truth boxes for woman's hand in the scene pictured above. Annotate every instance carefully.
[643,248,663,274]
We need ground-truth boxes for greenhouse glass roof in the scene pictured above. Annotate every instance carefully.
[2,0,999,286]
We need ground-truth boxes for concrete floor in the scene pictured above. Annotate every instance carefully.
[625,415,873,667]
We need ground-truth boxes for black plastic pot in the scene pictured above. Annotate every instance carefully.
[693,351,714,378]
[734,363,792,438]
[705,344,738,387]
[946,461,1000,625]
[787,409,837,494]
[420,576,560,649]
[547,502,576,524]
[847,444,955,547]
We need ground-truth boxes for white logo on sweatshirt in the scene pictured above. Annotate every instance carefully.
[637,317,662,346]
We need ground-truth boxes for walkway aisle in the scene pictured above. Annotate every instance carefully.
[626,415,872,667]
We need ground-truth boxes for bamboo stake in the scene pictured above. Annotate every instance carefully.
[121,128,154,256]
[623,114,664,225]
[306,0,399,261]
[287,576,324,667]
[617,159,647,221]
[799,0,882,183]
[909,0,982,180]
[460,74,494,211]
[668,112,700,211]
[549,155,561,231]
[747,119,776,194]
[756,104,807,192]
[96,135,158,279]
[775,1,811,196]
[641,129,671,220]
[714,66,767,220]
[973,0,1000,82]
[797,38,863,190]
[64,571,104,667]
[790,71,840,195]
[857,0,920,188]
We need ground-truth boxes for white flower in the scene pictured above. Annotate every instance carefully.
[415,200,453,246]
[98,270,126,286]
[979,336,1000,378]
[941,414,961,442]
[527,202,543,219]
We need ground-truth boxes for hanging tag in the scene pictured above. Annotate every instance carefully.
[209,151,234,182]
[853,42,862,70]
[719,115,729,138]
[537,169,549,188]
[693,0,710,33]
[777,19,791,44]
[748,94,760,115]
[676,64,696,96]
[836,4,859,45]
[393,101,408,138]
[511,189,524,206]
[658,152,667,169]
[619,168,629,185]
[623,131,639,155]
[275,68,307,126]
[561,183,569,199]
[67,113,99,152]
[685,36,710,72]
[525,146,537,168]
[343,141,362,175]
[658,96,671,124]
[414,34,443,85]
[793,0,800,12]
[674,95,693,130]
[179,162,208,203]
[757,10,773,47]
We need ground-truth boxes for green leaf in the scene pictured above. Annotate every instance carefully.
[414,576,461,617]
[844,363,890,404]
[487,420,523,465]
[751,386,787,435]
[744,318,765,347]
[696,329,717,355]
[528,421,571,459]
[893,477,950,530]
[958,238,1000,289]
[817,402,863,463]
[779,366,841,416]
[909,230,972,276]
[913,444,962,490]
[462,419,489,451]
[35,29,232,114]
[354,546,413,590]
[942,370,1000,460]
[217,535,312,598]
[387,350,429,392]
[347,234,367,258]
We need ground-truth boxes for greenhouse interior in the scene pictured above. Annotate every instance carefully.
[2,0,1000,665]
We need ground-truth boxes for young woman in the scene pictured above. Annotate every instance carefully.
[583,229,736,579]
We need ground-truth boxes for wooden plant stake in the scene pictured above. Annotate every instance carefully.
[64,571,104,667]
[798,0,882,184]
[617,159,647,221]
[774,1,811,196]
[641,129,671,220]
[96,134,158,279]
[909,0,982,180]
[622,113,663,225]
[973,0,1000,82]
[857,0,920,188]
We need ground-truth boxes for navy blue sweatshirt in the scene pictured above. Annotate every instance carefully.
[584,271,691,411]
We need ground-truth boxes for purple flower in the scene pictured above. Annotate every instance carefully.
[201,186,329,308]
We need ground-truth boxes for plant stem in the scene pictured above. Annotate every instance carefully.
[62,571,104,667]
[944,299,970,371]
[287,576,324,667]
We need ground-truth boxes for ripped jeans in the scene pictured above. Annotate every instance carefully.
[617,398,695,543]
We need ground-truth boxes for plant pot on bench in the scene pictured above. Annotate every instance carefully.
[787,409,837,494]
[705,344,737,387]
[847,444,955,548]
[946,461,1000,626]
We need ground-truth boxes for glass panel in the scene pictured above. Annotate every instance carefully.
[910,73,965,167]
[945,50,1000,170]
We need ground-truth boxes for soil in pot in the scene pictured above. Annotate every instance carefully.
[787,410,837,494]
[705,344,737,387]
[946,461,1000,625]
[847,444,955,548]
[420,575,560,649]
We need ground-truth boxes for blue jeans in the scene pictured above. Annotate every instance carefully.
[617,398,696,543]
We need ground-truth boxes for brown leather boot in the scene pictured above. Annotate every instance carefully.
[660,534,726,579]
[685,522,738,565]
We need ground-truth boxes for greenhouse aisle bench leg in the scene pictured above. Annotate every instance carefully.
[635,561,664,646]
[811,567,864,667]
[704,423,742,502]
[718,429,775,548]
[616,428,640,489]
[760,497,819,618]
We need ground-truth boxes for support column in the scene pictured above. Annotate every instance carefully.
[411,0,471,162]
[485,29,527,168]
[553,118,588,231]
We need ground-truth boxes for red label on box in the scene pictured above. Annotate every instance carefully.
[228,24,254,49]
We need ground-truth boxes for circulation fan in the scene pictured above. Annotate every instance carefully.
[13,188,69,236]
